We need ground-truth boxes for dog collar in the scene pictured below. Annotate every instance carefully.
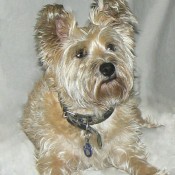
[63,107,114,130]
[62,106,114,157]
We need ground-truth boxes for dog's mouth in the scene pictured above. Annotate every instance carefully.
[101,74,117,84]
[96,73,127,100]
[100,74,118,93]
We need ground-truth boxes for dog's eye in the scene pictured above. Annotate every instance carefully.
[76,49,87,59]
[106,44,116,52]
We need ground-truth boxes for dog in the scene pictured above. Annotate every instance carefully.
[21,0,168,174]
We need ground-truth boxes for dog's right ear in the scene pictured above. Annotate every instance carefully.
[35,4,76,68]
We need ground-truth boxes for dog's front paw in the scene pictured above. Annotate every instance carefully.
[155,169,169,175]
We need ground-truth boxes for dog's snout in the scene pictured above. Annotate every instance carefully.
[99,63,115,77]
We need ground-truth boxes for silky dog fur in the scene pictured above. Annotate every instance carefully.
[21,0,168,174]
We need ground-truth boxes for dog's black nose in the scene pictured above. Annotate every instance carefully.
[99,63,115,77]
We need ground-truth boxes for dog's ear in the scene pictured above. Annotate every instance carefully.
[90,0,137,26]
[35,4,76,68]
[90,0,137,61]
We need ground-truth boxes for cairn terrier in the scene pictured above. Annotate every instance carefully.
[21,0,168,174]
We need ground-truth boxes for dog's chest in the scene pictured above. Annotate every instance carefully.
[60,115,139,169]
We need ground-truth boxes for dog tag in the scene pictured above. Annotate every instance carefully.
[90,127,103,149]
[83,142,93,157]
[97,133,102,149]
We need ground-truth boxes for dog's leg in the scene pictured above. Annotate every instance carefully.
[127,156,166,175]
[37,154,83,175]
[118,156,167,175]
[109,149,167,175]
[37,155,70,175]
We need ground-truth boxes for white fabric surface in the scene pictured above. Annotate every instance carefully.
[0,0,174,174]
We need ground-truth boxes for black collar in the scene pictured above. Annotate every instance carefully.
[63,106,114,130]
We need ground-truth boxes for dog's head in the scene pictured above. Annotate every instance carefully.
[35,0,137,109]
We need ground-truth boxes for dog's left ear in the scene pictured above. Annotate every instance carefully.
[90,0,137,27]
[35,4,77,68]
[90,0,137,61]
